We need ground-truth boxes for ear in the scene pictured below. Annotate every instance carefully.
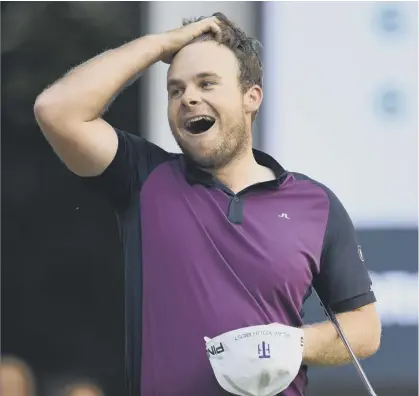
[243,85,263,115]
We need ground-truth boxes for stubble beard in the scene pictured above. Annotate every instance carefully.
[175,120,250,171]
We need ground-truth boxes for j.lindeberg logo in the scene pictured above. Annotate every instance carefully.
[278,213,290,220]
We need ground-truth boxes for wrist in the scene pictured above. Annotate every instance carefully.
[142,34,168,61]
[154,32,180,60]
[301,325,320,364]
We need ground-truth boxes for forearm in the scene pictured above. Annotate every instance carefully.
[34,34,165,122]
[302,310,381,366]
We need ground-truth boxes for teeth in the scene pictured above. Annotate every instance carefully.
[185,116,214,128]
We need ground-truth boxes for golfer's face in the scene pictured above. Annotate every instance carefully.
[167,41,244,154]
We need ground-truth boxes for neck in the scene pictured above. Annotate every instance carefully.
[211,147,274,193]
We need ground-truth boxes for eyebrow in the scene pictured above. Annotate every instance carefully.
[167,72,222,90]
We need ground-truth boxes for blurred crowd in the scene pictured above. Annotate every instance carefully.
[2,3,133,395]
[0,356,104,396]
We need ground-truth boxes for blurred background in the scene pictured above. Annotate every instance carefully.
[1,2,418,396]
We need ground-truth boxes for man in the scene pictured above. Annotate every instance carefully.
[34,12,381,396]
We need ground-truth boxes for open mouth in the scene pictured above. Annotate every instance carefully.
[184,116,216,135]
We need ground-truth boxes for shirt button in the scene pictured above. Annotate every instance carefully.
[234,196,240,202]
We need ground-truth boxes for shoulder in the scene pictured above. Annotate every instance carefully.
[112,128,181,172]
[82,128,183,210]
[288,172,333,194]
[287,171,344,209]
[282,171,354,232]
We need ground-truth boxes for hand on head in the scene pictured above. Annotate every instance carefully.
[160,16,222,64]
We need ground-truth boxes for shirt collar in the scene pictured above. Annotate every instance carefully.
[181,149,287,189]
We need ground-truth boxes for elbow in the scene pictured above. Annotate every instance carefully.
[34,92,71,133]
[34,91,91,126]
[34,94,52,124]
[370,313,382,355]
[355,337,380,360]
[34,92,60,121]
[370,327,382,356]
[362,321,382,359]
[364,337,380,358]
[354,303,382,359]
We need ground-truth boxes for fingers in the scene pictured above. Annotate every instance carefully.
[198,16,222,39]
[209,19,222,40]
[161,16,223,65]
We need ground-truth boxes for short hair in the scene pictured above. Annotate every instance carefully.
[182,12,263,92]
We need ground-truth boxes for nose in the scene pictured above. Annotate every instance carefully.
[181,87,201,108]
[184,98,198,106]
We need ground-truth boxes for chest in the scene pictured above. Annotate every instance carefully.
[140,177,327,301]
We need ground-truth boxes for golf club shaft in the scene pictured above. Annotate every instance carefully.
[313,290,378,396]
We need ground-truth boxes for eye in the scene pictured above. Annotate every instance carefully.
[169,88,183,98]
[200,81,216,89]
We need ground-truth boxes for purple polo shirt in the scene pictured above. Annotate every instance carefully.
[83,129,375,396]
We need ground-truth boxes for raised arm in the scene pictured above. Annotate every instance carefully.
[34,17,221,177]
[34,34,165,177]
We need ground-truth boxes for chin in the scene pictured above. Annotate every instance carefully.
[180,145,214,167]
[188,154,219,169]
[182,145,236,170]
[174,124,248,169]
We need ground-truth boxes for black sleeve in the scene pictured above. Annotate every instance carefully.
[313,188,376,314]
[81,128,173,210]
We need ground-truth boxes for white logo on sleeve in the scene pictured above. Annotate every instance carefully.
[358,245,365,262]
[278,213,291,220]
